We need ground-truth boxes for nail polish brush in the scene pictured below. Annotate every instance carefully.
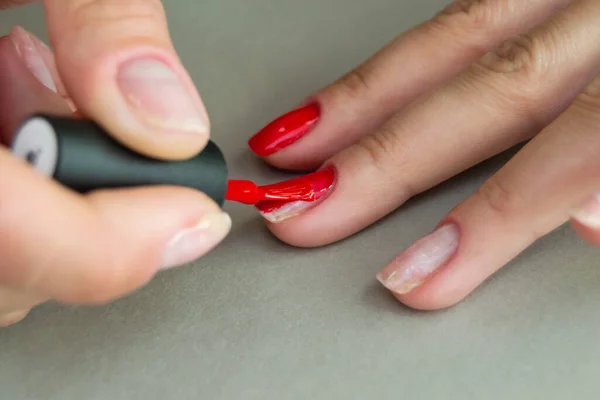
[9,114,319,206]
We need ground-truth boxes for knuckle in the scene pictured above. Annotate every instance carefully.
[354,128,417,197]
[475,176,523,219]
[430,0,502,38]
[472,34,555,118]
[57,0,167,50]
[436,0,494,25]
[477,34,544,76]
[334,68,372,100]
[358,129,396,170]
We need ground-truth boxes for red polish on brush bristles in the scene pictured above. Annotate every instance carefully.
[225,180,263,204]
[248,103,321,157]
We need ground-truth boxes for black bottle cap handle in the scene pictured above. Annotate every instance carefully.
[10,114,229,207]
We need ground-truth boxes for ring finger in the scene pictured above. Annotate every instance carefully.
[378,73,600,309]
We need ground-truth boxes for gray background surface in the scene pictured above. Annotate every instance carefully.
[1,1,600,399]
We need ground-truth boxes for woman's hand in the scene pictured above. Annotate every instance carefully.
[249,0,600,309]
[0,0,231,326]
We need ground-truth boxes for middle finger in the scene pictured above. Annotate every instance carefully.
[264,0,600,247]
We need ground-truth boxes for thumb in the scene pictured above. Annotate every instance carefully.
[0,148,231,305]
[42,0,210,160]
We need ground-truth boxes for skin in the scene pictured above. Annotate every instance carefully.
[0,0,229,326]
[261,0,600,309]
[1,0,599,325]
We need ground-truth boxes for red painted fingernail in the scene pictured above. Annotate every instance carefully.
[248,103,321,157]
[255,166,336,223]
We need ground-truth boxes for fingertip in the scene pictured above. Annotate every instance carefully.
[265,222,322,248]
[0,309,30,327]
[0,31,72,143]
[258,159,400,247]
[263,207,339,247]
[571,220,600,247]
[0,152,227,305]
[54,187,228,305]
[373,222,474,311]
[247,103,320,155]
[255,167,344,247]
[248,102,328,171]
[376,265,469,311]
[385,284,466,311]
[570,193,600,246]
[67,48,210,160]
[45,1,210,160]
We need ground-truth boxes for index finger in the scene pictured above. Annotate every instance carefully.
[42,0,210,160]
[0,148,229,304]
[249,0,573,170]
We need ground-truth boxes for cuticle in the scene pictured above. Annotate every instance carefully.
[318,163,338,199]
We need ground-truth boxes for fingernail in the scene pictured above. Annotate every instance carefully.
[248,103,321,157]
[10,26,57,92]
[160,211,232,270]
[377,224,460,294]
[256,167,335,223]
[117,58,209,135]
[571,192,600,229]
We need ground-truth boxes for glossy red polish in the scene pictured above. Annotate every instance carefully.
[259,169,332,202]
[225,176,320,205]
[248,103,321,157]
[255,167,335,218]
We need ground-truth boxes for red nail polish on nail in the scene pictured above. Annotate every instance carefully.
[225,177,316,205]
[255,167,335,222]
[260,167,333,202]
[248,103,321,157]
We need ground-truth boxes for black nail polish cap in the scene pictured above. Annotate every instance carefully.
[10,114,229,206]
